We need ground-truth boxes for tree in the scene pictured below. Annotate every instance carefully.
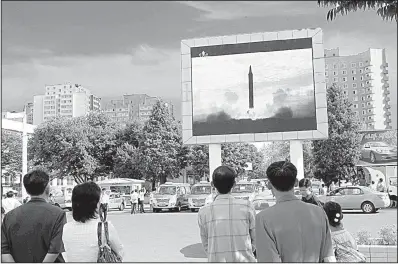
[140,100,182,188]
[222,143,263,177]
[312,84,362,185]
[318,0,397,21]
[1,131,22,183]
[188,145,209,181]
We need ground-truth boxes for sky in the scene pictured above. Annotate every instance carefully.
[192,49,315,121]
[2,1,397,131]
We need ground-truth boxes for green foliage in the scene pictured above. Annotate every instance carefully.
[140,100,182,184]
[356,229,373,245]
[187,145,209,180]
[378,225,397,245]
[318,0,397,21]
[1,131,22,182]
[29,113,119,184]
[113,143,142,179]
[313,84,362,184]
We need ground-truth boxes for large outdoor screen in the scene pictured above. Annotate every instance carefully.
[191,38,316,136]
[181,28,328,145]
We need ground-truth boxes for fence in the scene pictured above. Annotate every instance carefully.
[358,245,397,262]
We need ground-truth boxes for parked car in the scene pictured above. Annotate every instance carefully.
[360,142,397,163]
[230,181,259,202]
[253,189,275,213]
[50,189,72,211]
[152,182,191,213]
[108,192,126,211]
[187,182,212,212]
[318,186,390,213]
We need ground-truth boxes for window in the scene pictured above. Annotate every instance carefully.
[366,80,370,85]
[367,95,371,99]
[343,91,348,95]
[368,109,372,113]
[361,103,365,108]
[361,83,365,87]
[362,110,366,115]
[325,64,329,69]
[367,88,372,92]
[349,188,362,195]
[353,104,358,109]
[363,117,366,121]
[325,72,328,77]
[333,77,338,82]
[353,90,357,95]
[354,111,358,116]
[352,76,357,81]
[67,177,74,185]
[359,62,364,67]
[351,63,356,68]
[333,71,338,76]
[368,116,372,120]
[367,102,372,106]
[361,96,366,101]
[341,63,346,68]
[333,64,338,69]
[342,77,347,82]
[360,76,364,81]
[359,69,364,74]
[57,178,63,186]
[353,96,359,101]
[343,84,348,89]
[351,69,356,74]
[352,83,357,88]
[325,78,329,82]
[342,70,347,75]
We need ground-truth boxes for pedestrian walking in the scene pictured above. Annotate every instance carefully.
[1,191,21,214]
[149,191,154,211]
[130,190,139,214]
[255,161,335,262]
[323,201,366,262]
[100,188,110,221]
[1,170,67,262]
[62,182,124,262]
[198,165,256,262]
[376,178,385,192]
[139,189,145,213]
[299,178,324,207]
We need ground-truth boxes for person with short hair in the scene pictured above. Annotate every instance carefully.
[255,161,335,262]
[100,188,110,221]
[62,182,124,262]
[370,181,376,190]
[130,190,139,214]
[198,165,256,262]
[376,178,385,192]
[139,188,146,213]
[1,170,67,262]
[299,178,324,207]
[1,191,21,214]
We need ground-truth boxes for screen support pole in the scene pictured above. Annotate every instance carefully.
[209,144,222,182]
[290,140,304,181]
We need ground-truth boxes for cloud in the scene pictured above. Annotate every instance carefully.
[177,1,318,21]
[130,44,173,65]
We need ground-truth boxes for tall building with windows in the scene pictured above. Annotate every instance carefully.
[324,48,391,130]
[102,94,174,124]
[25,102,34,124]
[32,83,101,125]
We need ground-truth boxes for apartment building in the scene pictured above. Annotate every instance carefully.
[324,48,392,130]
[33,83,101,125]
[102,94,174,123]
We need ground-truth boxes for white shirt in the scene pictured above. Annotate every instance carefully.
[2,198,22,214]
[100,193,110,204]
[130,193,139,203]
[62,219,124,262]
[139,191,145,200]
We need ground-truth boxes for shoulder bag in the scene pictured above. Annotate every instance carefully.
[97,221,122,263]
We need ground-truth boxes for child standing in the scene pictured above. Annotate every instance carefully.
[323,201,366,262]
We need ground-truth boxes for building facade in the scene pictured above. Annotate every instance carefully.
[102,94,174,124]
[32,83,101,125]
[324,48,392,130]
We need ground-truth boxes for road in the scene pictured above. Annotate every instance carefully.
[64,207,396,262]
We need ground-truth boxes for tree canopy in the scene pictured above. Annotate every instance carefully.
[1,131,23,183]
[318,0,398,21]
[312,84,362,185]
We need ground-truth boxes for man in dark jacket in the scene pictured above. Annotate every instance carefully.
[299,178,324,207]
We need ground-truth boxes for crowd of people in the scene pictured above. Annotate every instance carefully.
[0,161,377,263]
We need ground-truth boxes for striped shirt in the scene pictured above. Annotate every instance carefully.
[198,194,256,262]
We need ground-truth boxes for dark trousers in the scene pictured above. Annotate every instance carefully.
[131,203,137,214]
[100,203,108,221]
[138,199,145,213]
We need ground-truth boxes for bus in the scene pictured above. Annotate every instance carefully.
[96,178,145,206]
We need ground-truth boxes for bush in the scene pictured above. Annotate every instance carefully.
[356,229,373,245]
[356,225,397,245]
[378,225,397,245]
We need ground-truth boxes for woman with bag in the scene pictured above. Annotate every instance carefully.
[62,182,124,262]
[323,201,366,263]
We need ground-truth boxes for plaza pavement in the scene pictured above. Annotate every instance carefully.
[64,206,396,262]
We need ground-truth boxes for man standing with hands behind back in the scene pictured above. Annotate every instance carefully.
[255,161,335,263]
[1,170,67,263]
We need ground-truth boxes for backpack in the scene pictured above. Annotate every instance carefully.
[97,221,122,263]
[334,242,366,263]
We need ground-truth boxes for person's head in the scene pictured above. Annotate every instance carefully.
[372,181,375,184]
[101,188,106,193]
[379,178,383,183]
[212,165,237,194]
[135,190,137,193]
[72,182,101,223]
[322,184,325,188]
[23,170,50,197]
[323,201,343,227]
[266,161,297,193]
[6,191,14,198]
[298,178,312,197]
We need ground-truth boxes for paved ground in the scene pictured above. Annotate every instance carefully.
[65,207,396,262]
